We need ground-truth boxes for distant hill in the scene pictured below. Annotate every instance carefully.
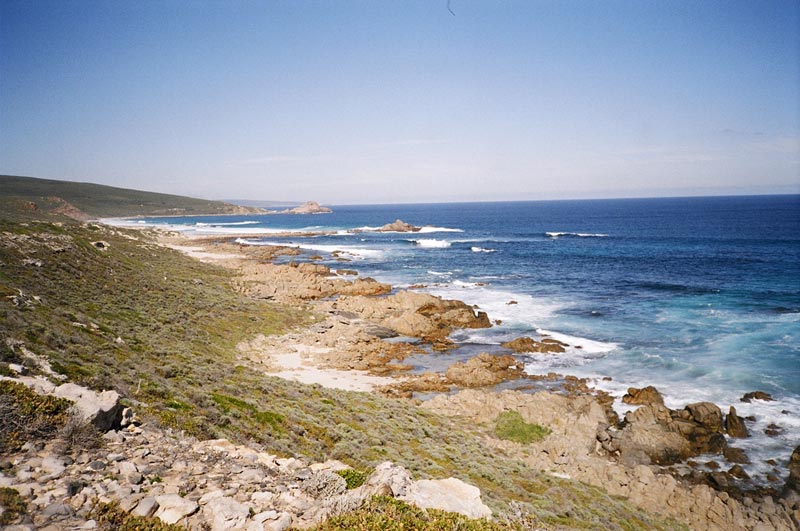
[0,175,264,219]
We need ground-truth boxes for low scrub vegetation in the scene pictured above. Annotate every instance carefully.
[93,502,185,531]
[0,380,73,454]
[0,487,27,525]
[303,496,521,531]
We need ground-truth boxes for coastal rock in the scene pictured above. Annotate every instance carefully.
[51,383,123,431]
[600,400,731,466]
[683,402,724,433]
[376,219,421,232]
[501,336,567,354]
[622,386,665,407]
[282,201,332,214]
[723,446,750,464]
[334,290,490,341]
[741,391,774,403]
[445,353,524,387]
[725,406,749,438]
[784,445,800,495]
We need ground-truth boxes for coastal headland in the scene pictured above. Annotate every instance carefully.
[0,184,797,530]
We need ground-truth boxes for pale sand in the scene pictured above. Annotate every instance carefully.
[162,243,242,262]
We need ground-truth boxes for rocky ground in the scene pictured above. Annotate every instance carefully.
[0,400,492,530]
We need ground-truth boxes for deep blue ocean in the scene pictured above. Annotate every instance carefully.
[120,194,800,478]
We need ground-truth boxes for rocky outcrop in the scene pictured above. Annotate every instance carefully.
[376,219,421,232]
[726,406,749,438]
[332,291,491,343]
[501,336,567,353]
[233,261,391,303]
[281,201,332,214]
[445,353,524,387]
[425,389,798,531]
[598,401,729,466]
[622,386,664,407]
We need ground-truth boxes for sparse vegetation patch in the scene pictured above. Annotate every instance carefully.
[494,410,551,444]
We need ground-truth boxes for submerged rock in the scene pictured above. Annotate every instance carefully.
[740,391,774,403]
[501,336,567,354]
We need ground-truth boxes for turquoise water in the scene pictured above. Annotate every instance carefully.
[122,195,800,479]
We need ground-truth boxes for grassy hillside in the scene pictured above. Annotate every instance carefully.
[0,174,262,218]
[0,200,687,530]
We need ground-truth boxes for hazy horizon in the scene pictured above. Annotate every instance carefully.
[2,1,798,204]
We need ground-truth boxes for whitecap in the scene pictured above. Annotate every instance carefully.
[546,231,608,238]
[535,328,618,354]
[195,221,259,227]
[409,239,451,248]
[471,246,496,253]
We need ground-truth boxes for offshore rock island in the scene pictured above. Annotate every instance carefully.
[0,176,798,531]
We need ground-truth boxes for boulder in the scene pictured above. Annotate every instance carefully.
[683,402,724,433]
[52,383,123,431]
[404,477,492,519]
[361,461,413,497]
[154,494,199,524]
[725,406,749,438]
[723,446,750,464]
[445,353,524,387]
[501,336,567,354]
[622,386,664,407]
[203,497,250,531]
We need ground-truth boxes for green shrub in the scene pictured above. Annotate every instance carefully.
[93,501,186,530]
[335,468,367,489]
[0,380,73,453]
[0,487,27,525]
[494,411,550,444]
[301,496,518,531]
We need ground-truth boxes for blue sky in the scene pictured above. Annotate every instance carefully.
[1,1,798,204]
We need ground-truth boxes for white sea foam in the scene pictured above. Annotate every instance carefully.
[427,270,452,277]
[410,239,451,248]
[233,238,384,259]
[471,246,496,253]
[195,221,259,227]
[535,328,618,354]
[546,232,608,238]
[452,280,484,288]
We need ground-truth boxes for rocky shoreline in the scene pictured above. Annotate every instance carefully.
[2,226,798,530]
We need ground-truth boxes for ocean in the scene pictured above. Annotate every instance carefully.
[117,194,800,481]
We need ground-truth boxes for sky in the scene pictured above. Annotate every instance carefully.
[1,1,799,205]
